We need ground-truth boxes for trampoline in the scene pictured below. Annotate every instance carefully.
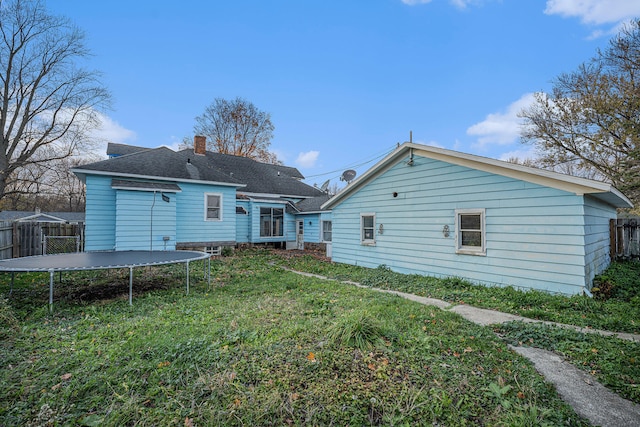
[0,250,211,312]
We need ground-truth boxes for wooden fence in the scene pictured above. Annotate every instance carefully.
[0,221,84,259]
[610,217,640,260]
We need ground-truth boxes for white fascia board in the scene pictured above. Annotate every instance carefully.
[322,142,633,209]
[18,213,65,222]
[410,145,633,208]
[71,168,246,189]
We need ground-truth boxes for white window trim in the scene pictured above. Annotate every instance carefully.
[204,193,223,221]
[455,208,486,256]
[360,213,376,245]
[321,220,332,243]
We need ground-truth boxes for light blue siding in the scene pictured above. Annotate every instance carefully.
[583,195,616,289]
[236,200,251,243]
[330,155,609,295]
[299,214,321,243]
[84,175,116,251]
[115,190,176,250]
[175,183,236,245]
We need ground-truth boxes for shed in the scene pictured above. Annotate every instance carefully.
[322,142,632,295]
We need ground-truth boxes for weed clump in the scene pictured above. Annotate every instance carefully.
[327,310,387,350]
[593,260,640,302]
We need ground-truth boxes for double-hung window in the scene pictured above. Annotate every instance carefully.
[205,193,222,221]
[322,220,332,242]
[455,208,486,255]
[260,207,284,237]
[361,213,375,245]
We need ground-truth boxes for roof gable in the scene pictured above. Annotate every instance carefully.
[323,142,633,210]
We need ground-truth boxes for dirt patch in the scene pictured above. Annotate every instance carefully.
[271,248,331,263]
[59,271,172,304]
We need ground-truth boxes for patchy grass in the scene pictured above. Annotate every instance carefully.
[0,250,588,426]
[276,253,640,334]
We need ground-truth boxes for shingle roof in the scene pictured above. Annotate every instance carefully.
[106,142,149,157]
[0,211,85,223]
[295,194,332,212]
[74,146,325,198]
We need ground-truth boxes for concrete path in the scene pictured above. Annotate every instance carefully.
[281,266,640,426]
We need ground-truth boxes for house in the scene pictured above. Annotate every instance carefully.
[72,137,332,253]
[322,142,633,295]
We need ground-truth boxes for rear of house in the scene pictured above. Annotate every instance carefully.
[323,143,632,295]
[74,138,329,253]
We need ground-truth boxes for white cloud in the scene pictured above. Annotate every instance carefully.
[91,113,137,144]
[498,147,539,162]
[295,150,320,168]
[544,0,640,26]
[467,93,535,148]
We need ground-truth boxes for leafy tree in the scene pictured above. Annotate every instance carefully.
[519,19,640,205]
[193,97,280,164]
[0,0,110,203]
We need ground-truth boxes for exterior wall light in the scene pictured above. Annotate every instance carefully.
[443,225,450,238]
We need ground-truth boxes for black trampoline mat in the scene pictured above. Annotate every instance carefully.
[0,250,210,272]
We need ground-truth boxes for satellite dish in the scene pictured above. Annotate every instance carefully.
[320,179,330,192]
[341,169,357,183]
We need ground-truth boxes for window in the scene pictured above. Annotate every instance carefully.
[455,209,485,255]
[260,207,284,237]
[361,213,375,245]
[322,220,332,242]
[205,193,222,221]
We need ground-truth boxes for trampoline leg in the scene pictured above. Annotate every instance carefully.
[9,272,14,296]
[129,267,133,306]
[207,257,211,291]
[49,270,54,314]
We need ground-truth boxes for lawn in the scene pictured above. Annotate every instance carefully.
[1,249,636,425]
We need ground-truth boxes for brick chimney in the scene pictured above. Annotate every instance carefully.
[194,135,206,155]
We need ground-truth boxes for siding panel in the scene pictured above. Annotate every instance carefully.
[330,156,597,295]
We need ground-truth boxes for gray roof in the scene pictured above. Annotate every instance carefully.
[106,143,149,157]
[0,211,85,223]
[74,145,324,198]
[295,194,332,212]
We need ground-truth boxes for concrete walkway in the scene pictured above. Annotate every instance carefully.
[281,266,640,427]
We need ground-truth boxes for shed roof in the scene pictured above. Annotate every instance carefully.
[0,211,85,223]
[322,142,633,210]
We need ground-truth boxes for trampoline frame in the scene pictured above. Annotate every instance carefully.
[0,250,211,312]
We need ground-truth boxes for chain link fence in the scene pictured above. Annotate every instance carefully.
[43,235,81,255]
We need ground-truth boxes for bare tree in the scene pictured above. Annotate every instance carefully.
[0,0,110,202]
[193,97,280,164]
[519,19,640,204]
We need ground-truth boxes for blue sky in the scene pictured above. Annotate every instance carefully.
[48,0,640,187]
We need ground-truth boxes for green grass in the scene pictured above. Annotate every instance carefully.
[495,322,640,404]
[0,250,589,425]
[276,254,640,334]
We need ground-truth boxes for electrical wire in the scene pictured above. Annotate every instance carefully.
[304,145,397,180]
